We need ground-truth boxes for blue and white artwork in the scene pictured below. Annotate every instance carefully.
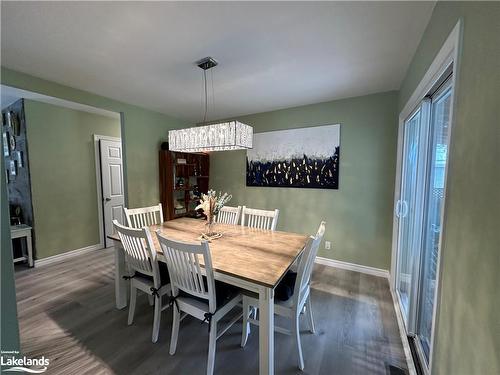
[246,124,340,189]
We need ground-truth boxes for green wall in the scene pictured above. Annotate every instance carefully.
[0,67,187,351]
[24,100,120,259]
[0,67,186,356]
[1,147,20,354]
[399,2,500,374]
[210,91,398,270]
[1,68,188,208]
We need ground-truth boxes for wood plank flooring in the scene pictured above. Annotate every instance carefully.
[15,248,408,375]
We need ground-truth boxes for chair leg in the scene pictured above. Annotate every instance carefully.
[169,307,180,355]
[293,313,305,370]
[148,294,154,306]
[306,296,316,334]
[152,295,161,343]
[127,284,137,325]
[207,320,218,375]
[241,298,251,347]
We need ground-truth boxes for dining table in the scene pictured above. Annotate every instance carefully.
[109,217,309,375]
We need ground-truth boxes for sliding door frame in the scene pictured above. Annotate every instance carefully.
[414,77,453,366]
[394,100,430,331]
[390,20,462,374]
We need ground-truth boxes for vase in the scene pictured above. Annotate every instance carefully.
[205,213,216,236]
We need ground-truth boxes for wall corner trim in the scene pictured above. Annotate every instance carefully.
[35,243,105,267]
[315,256,390,279]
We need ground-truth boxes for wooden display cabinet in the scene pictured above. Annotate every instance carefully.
[159,150,209,221]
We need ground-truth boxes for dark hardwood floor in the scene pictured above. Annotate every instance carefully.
[15,249,408,375]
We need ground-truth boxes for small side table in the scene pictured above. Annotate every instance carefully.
[11,224,34,267]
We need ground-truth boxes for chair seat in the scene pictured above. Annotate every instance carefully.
[134,261,170,286]
[243,292,295,310]
[275,271,297,301]
[242,270,297,306]
[178,279,240,311]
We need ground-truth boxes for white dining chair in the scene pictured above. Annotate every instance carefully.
[113,220,171,343]
[124,203,164,228]
[123,203,165,307]
[241,206,279,231]
[156,232,242,375]
[215,205,242,225]
[240,221,326,371]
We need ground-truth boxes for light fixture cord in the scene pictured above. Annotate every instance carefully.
[203,69,208,124]
[211,68,215,113]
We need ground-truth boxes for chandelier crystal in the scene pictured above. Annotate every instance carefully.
[169,121,253,152]
[167,56,253,153]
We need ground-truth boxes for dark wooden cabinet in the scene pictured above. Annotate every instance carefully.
[159,150,209,221]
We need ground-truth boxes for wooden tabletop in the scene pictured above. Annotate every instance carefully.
[109,217,309,289]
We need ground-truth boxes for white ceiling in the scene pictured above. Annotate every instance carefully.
[1,2,434,122]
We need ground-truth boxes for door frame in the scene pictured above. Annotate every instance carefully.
[93,134,123,249]
[390,21,461,374]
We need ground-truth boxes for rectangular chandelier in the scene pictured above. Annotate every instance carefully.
[168,121,253,152]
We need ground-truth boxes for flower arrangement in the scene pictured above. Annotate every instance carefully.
[195,190,232,238]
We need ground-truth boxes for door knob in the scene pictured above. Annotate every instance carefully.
[105,197,111,202]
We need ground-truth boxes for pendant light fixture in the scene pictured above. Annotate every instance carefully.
[168,57,253,153]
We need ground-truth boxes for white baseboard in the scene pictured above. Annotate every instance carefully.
[35,243,104,267]
[315,256,390,279]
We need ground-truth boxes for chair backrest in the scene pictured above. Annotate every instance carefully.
[156,232,217,313]
[215,205,242,225]
[124,203,164,228]
[241,206,279,231]
[113,220,161,287]
[294,221,326,305]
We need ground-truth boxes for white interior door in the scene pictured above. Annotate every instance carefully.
[100,139,124,247]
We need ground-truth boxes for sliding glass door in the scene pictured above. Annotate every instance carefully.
[395,108,423,321]
[394,75,453,370]
[415,80,452,362]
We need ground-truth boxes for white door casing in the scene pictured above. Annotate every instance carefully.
[100,139,125,247]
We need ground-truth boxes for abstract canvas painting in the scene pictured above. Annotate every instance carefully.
[246,124,340,189]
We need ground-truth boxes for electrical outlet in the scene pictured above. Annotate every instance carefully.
[325,241,331,250]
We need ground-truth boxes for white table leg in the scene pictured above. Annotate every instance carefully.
[26,232,34,267]
[113,240,128,310]
[259,286,274,375]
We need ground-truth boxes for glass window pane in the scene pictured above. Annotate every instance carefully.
[397,109,421,322]
[416,85,452,362]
